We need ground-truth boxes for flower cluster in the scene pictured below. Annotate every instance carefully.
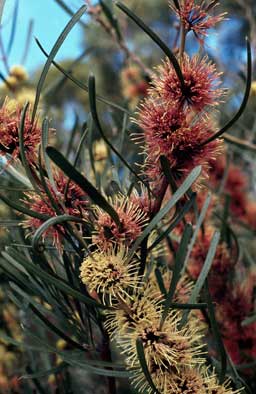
[0,97,40,164]
[135,27,224,187]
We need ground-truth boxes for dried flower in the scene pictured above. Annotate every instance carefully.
[171,0,225,43]
[151,55,223,112]
[0,97,40,164]
[80,245,140,305]
[92,194,147,251]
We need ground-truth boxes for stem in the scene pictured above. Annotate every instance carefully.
[179,24,187,59]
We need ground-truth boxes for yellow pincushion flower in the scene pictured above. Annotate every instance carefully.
[116,302,205,394]
[80,245,140,306]
[104,285,162,339]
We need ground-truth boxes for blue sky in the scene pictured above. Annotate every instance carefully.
[1,0,83,74]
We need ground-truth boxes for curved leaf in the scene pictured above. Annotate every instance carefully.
[31,214,84,251]
[116,1,185,90]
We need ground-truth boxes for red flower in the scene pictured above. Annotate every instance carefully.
[171,0,225,43]
[23,170,88,249]
[151,55,224,112]
[0,98,40,164]
[136,99,222,182]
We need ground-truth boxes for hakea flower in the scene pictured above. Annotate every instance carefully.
[187,226,234,300]
[92,194,147,251]
[136,99,222,182]
[0,97,40,164]
[216,271,256,364]
[147,365,241,394]
[119,307,205,374]
[104,285,162,339]
[80,245,140,306]
[23,170,88,248]
[170,0,225,43]
[150,55,223,112]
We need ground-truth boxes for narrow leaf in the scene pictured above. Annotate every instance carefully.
[46,146,120,227]
[31,214,84,251]
[200,38,252,145]
[128,166,201,259]
[161,224,193,327]
[116,1,185,90]
[136,337,160,394]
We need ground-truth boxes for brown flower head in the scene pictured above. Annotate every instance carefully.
[92,194,147,251]
[0,98,40,164]
[151,55,223,112]
[171,0,225,43]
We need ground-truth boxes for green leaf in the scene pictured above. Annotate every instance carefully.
[148,193,196,252]
[182,193,212,274]
[2,250,110,310]
[88,74,151,192]
[0,332,130,378]
[203,279,227,383]
[116,1,185,90]
[35,38,130,115]
[31,5,87,122]
[136,337,160,394]
[0,192,49,220]
[46,146,120,227]
[180,231,220,327]
[18,102,41,193]
[100,0,123,41]
[242,314,256,326]
[31,214,84,251]
[200,38,252,145]
[128,166,201,259]
[161,224,193,327]
[21,362,68,380]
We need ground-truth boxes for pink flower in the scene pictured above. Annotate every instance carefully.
[171,0,225,43]
[136,99,222,182]
[0,98,40,165]
[151,55,224,112]
[23,170,88,249]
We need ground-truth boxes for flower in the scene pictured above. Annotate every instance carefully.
[0,97,40,164]
[92,194,147,251]
[120,307,205,373]
[151,55,224,112]
[136,99,222,182]
[104,285,161,339]
[80,245,140,306]
[23,169,88,248]
[171,0,225,43]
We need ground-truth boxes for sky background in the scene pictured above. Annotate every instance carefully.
[1,0,83,74]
